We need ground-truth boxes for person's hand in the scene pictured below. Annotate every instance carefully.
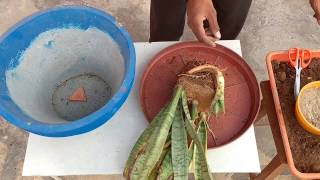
[187,0,221,46]
[310,0,320,24]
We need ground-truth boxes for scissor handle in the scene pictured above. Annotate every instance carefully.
[300,49,312,68]
[288,48,299,68]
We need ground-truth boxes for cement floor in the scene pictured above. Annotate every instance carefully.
[0,0,319,179]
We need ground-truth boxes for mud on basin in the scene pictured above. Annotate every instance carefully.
[0,6,135,137]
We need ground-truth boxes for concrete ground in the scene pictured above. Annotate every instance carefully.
[0,0,319,179]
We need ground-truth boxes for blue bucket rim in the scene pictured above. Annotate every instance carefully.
[0,5,136,137]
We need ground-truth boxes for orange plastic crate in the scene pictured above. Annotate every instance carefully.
[266,50,320,179]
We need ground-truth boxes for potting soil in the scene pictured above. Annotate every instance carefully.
[272,59,320,173]
[299,87,320,129]
[178,62,216,112]
[178,74,215,112]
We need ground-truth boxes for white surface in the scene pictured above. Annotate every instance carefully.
[23,40,261,176]
[6,28,124,123]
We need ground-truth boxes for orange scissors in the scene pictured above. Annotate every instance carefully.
[288,48,312,99]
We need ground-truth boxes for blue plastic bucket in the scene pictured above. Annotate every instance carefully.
[0,6,135,137]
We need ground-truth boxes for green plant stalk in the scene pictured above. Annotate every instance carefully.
[130,86,183,180]
[211,70,225,115]
[194,119,209,180]
[158,149,173,180]
[171,106,188,180]
[158,98,199,180]
[123,105,168,178]
[188,100,197,166]
[185,117,212,180]
[149,145,170,180]
[191,100,199,121]
[158,139,196,180]
[181,90,191,121]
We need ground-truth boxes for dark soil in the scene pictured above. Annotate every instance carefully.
[272,58,320,173]
[178,61,216,112]
[178,75,215,112]
[299,87,320,129]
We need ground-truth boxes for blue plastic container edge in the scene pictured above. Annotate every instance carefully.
[0,5,136,137]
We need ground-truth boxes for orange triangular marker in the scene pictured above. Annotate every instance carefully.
[69,87,87,102]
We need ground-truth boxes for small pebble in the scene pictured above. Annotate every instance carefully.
[279,72,286,81]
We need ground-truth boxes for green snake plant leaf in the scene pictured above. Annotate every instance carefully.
[194,119,210,180]
[123,105,168,178]
[130,86,183,180]
[171,106,188,180]
[185,116,212,180]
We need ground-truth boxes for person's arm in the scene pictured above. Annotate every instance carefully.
[187,0,221,46]
[310,0,320,24]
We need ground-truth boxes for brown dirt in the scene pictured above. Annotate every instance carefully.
[178,75,215,112]
[272,58,320,173]
[299,87,320,129]
[177,62,216,112]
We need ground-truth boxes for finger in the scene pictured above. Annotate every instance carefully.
[205,25,219,42]
[314,13,320,24]
[205,28,213,36]
[311,0,320,16]
[207,14,221,39]
[310,0,315,9]
[189,19,216,46]
[206,36,217,47]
